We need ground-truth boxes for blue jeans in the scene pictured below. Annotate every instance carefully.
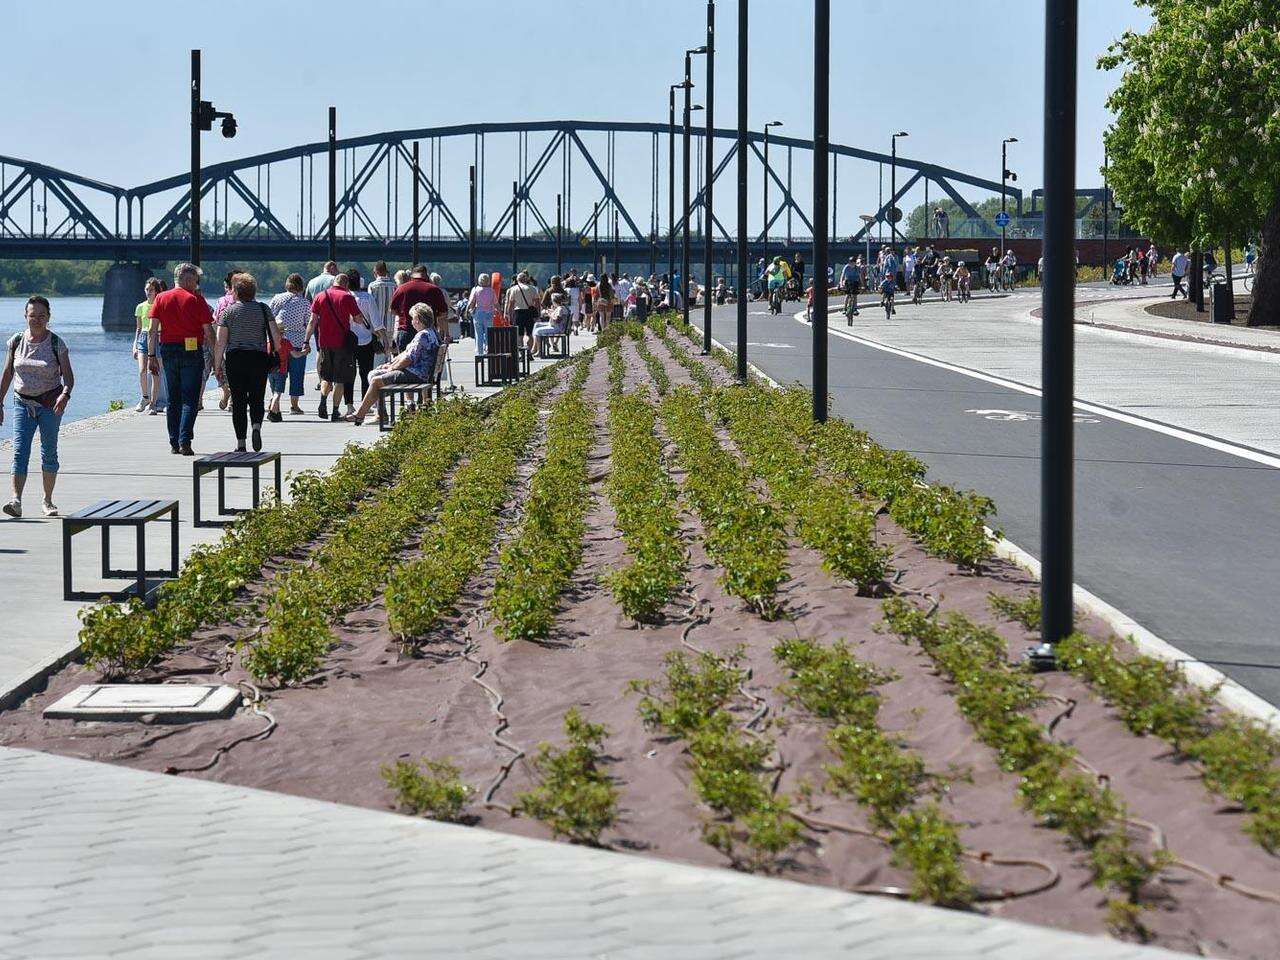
[269,353,307,398]
[160,342,204,447]
[474,310,493,356]
[12,400,62,477]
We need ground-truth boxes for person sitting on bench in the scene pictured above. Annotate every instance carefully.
[532,293,570,355]
[345,303,439,426]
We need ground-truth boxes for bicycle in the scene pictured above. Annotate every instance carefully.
[842,288,860,323]
[769,284,784,316]
[880,289,896,320]
[958,275,972,303]
[912,274,927,304]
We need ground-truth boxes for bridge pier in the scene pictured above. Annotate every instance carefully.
[102,263,155,330]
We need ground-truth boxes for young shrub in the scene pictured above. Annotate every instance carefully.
[515,708,618,845]
[987,590,1042,631]
[382,758,475,822]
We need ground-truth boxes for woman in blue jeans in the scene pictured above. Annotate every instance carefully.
[0,296,74,518]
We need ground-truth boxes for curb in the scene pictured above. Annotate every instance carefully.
[708,322,1280,731]
[0,639,83,714]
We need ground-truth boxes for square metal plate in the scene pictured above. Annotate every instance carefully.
[43,684,241,721]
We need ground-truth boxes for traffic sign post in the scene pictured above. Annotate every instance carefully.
[995,211,1011,228]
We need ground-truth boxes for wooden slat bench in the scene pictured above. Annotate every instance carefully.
[193,451,283,527]
[62,498,179,605]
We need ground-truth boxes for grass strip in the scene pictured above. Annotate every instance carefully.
[882,598,1168,937]
[489,356,594,641]
[602,348,685,622]
[80,406,447,677]
[632,648,802,871]
[774,636,974,906]
[659,386,788,618]
[716,386,890,592]
[242,401,480,684]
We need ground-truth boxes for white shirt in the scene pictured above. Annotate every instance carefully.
[615,278,632,304]
[350,290,375,346]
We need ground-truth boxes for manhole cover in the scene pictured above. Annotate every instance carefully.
[43,684,241,721]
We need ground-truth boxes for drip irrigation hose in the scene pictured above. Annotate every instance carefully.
[460,629,523,816]
[163,681,276,776]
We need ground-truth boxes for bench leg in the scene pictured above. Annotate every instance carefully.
[193,464,202,527]
[136,523,147,605]
[101,524,111,579]
[170,504,180,576]
[274,457,282,502]
[217,466,226,516]
[63,522,73,601]
[252,464,261,509]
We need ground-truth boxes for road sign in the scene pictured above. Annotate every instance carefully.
[887,206,903,224]
[995,211,1011,228]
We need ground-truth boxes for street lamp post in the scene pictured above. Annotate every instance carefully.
[1032,0,1079,668]
[668,84,683,285]
[683,46,708,328]
[468,164,477,285]
[512,180,519,278]
[593,201,600,277]
[613,210,620,279]
[735,0,748,380]
[556,193,563,277]
[410,139,420,266]
[188,50,236,267]
[890,131,908,247]
[762,121,783,288]
[813,0,830,423]
[1101,145,1109,272]
[329,108,338,263]
[1002,137,1019,256]
[703,0,716,354]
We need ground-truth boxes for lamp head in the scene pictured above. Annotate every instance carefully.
[1004,137,1019,144]
[894,131,909,138]
[688,45,708,55]
[766,120,783,128]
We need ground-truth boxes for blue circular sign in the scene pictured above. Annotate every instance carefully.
[994,211,1011,228]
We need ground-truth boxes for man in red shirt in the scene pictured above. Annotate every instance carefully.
[147,262,214,455]
[302,272,361,421]
[389,265,450,353]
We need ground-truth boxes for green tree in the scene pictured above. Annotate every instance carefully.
[1099,0,1280,325]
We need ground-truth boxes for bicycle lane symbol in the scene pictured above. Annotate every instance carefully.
[965,409,1101,424]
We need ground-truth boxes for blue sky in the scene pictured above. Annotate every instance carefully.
[1,0,1150,237]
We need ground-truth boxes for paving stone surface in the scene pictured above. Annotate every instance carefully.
[0,746,1185,960]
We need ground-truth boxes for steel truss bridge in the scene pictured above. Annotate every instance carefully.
[0,120,1019,270]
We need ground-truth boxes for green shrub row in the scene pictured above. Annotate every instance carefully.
[882,599,1168,936]
[382,757,475,822]
[514,707,619,845]
[633,331,672,397]
[604,385,686,622]
[242,401,481,684]
[79,407,445,677]
[774,637,974,905]
[986,589,1280,852]
[649,316,717,391]
[377,402,535,640]
[766,389,996,569]
[659,387,788,618]
[490,358,595,641]
[715,386,891,592]
[632,648,802,871]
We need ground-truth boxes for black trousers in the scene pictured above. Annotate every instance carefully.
[346,341,378,400]
[1171,273,1187,298]
[225,349,269,441]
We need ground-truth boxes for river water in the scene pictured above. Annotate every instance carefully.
[1,296,217,425]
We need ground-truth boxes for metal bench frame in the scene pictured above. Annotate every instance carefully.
[378,385,431,432]
[193,452,283,528]
[62,499,180,605]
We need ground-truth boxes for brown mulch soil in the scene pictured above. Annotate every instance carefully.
[3,333,1279,959]
[1145,294,1275,329]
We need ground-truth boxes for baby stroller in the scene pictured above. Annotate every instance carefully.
[1110,259,1132,285]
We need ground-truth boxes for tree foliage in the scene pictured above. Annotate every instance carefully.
[1099,0,1280,321]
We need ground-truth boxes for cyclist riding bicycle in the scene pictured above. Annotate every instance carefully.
[955,261,972,303]
[879,271,897,319]
[839,257,861,317]
[766,256,791,314]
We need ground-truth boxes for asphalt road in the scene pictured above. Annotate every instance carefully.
[702,301,1280,707]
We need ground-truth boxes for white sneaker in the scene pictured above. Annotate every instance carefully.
[135,398,149,412]
[42,502,57,517]
[149,406,163,415]
[2,499,20,518]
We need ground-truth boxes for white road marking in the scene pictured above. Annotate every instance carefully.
[965,408,1100,424]
[747,342,794,349]
[793,308,1280,471]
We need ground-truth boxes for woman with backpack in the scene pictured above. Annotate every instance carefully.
[212,273,283,453]
[1,296,74,517]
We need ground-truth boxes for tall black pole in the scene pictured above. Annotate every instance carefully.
[668,87,676,284]
[593,201,600,277]
[410,140,420,266]
[1001,140,1008,256]
[328,107,337,263]
[763,126,770,278]
[703,0,715,353]
[1038,0,1078,660]
[735,0,748,380]
[556,193,563,276]
[682,53,693,328]
[890,137,897,247]
[812,0,829,423]
[468,164,477,285]
[512,180,519,278]
[190,50,201,266]
[1101,146,1109,271]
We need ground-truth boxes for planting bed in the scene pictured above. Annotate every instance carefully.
[4,318,1280,958]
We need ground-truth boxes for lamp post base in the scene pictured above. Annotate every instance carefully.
[1023,642,1059,672]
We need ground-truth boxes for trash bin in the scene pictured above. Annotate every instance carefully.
[1211,279,1232,324]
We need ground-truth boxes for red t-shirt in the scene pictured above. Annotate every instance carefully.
[390,278,449,331]
[149,287,213,344]
[311,288,361,350]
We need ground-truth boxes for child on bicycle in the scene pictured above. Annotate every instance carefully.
[879,271,897,319]
[939,257,954,302]
[955,261,971,303]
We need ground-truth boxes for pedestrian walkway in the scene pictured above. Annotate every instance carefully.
[0,745,1181,960]
[0,332,593,708]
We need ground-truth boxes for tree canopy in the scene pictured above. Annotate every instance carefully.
[1099,0,1280,322]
